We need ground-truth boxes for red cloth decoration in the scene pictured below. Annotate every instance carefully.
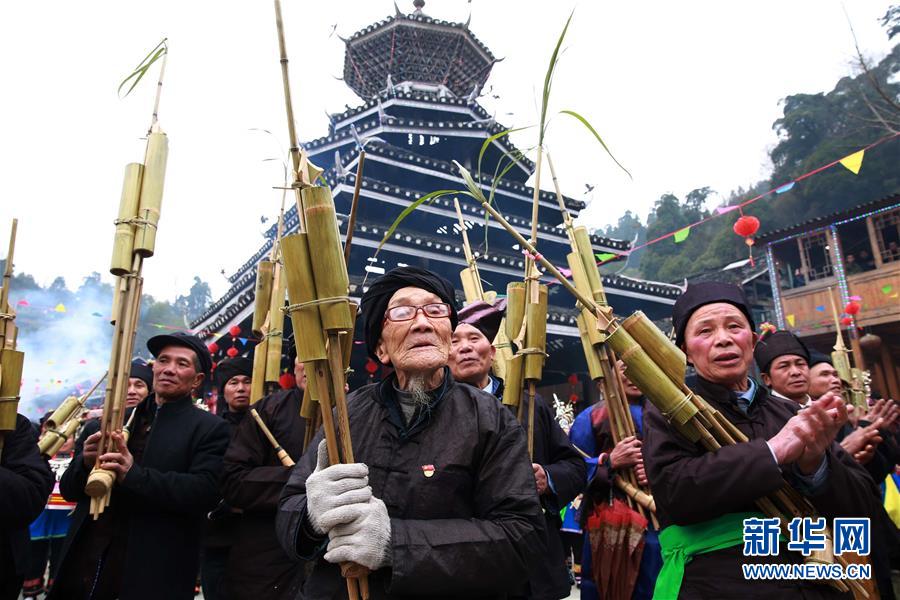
[229,325,242,337]
[279,372,296,390]
[226,347,239,358]
[208,342,219,354]
[365,358,379,375]
[733,215,760,237]
[844,301,861,315]
[840,316,853,327]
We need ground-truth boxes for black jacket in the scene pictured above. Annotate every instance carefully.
[276,370,545,599]
[220,388,307,600]
[0,415,53,591]
[493,380,585,600]
[644,375,878,599]
[51,395,230,600]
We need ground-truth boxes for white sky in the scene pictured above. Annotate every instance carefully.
[0,1,895,302]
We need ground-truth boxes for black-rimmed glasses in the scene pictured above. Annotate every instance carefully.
[384,302,452,322]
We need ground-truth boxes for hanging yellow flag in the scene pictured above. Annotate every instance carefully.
[839,150,864,175]
[786,314,795,327]
[54,303,66,313]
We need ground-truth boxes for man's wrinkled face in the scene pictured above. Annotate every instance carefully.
[683,303,757,388]
[375,287,451,374]
[126,377,150,408]
[449,323,495,386]
[224,375,251,412]
[762,355,810,401]
[153,345,204,399]
[809,363,842,399]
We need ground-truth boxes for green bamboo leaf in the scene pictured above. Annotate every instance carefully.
[559,109,632,179]
[118,38,168,97]
[376,189,460,254]
[540,12,574,144]
[477,126,532,182]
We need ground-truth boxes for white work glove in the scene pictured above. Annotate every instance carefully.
[305,440,372,535]
[324,496,392,571]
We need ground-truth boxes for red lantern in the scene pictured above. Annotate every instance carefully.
[279,372,296,390]
[229,325,242,337]
[733,214,761,266]
[844,301,861,315]
[226,347,239,358]
[365,358,379,375]
[733,215,760,237]
[567,374,579,387]
[840,316,853,327]
[208,342,219,354]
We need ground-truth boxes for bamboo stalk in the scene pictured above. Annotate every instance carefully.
[343,151,366,268]
[252,261,275,336]
[250,408,294,466]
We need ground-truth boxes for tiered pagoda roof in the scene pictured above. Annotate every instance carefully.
[192,2,682,385]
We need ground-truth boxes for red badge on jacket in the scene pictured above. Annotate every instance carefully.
[421,464,435,478]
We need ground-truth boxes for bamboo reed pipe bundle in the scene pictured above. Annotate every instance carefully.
[252,261,275,336]
[575,313,604,380]
[281,234,328,363]
[502,355,525,409]
[250,345,268,405]
[132,133,167,257]
[250,408,294,467]
[0,219,22,460]
[302,187,353,332]
[110,164,143,276]
[505,282,526,344]
[39,416,81,458]
[523,285,548,381]
[621,312,685,384]
[43,372,108,433]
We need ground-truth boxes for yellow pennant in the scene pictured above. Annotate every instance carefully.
[54,303,66,313]
[839,150,864,175]
[786,314,795,327]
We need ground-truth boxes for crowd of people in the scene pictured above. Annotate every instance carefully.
[1,268,898,600]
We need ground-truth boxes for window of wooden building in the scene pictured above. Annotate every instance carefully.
[872,208,900,264]
[799,231,833,281]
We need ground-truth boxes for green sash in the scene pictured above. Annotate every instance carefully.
[654,511,780,599]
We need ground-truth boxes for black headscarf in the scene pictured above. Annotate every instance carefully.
[457,298,507,342]
[359,266,458,360]
[754,330,810,373]
[808,351,833,368]
[214,357,253,396]
[130,358,153,390]
[672,281,755,347]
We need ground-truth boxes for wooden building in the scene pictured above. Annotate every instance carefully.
[759,194,900,399]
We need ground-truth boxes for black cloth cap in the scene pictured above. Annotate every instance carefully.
[754,330,810,373]
[130,358,153,390]
[214,357,252,394]
[147,331,213,375]
[457,298,507,342]
[808,351,833,368]
[359,266,458,360]
[673,281,755,347]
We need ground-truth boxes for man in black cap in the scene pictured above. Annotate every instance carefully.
[219,356,308,600]
[126,358,153,409]
[643,281,879,599]
[808,352,843,401]
[50,332,230,600]
[277,266,544,598]
[201,355,254,600]
[754,330,812,405]
[449,299,585,600]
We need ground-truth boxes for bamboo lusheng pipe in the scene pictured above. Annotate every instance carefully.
[343,151,366,268]
[252,261,275,336]
[614,476,656,513]
[40,373,109,456]
[250,408,295,467]
[132,133,167,257]
[110,164,143,276]
[454,198,485,302]
[292,185,369,598]
[0,219,22,459]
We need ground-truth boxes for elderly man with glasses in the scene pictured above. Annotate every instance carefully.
[277,266,544,599]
